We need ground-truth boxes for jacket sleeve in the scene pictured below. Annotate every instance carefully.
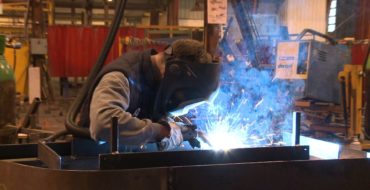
[89,71,163,145]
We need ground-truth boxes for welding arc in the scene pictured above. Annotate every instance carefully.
[197,131,213,147]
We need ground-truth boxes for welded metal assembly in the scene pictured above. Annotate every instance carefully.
[0,140,370,190]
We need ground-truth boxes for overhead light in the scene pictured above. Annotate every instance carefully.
[107,0,113,2]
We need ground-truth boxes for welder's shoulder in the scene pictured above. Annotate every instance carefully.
[100,71,129,88]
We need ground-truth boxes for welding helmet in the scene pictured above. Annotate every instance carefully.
[152,39,220,120]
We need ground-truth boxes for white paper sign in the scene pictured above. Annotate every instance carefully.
[207,0,227,24]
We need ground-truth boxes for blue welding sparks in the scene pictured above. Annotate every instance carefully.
[187,65,303,150]
[170,1,304,151]
[180,0,307,150]
[180,29,305,150]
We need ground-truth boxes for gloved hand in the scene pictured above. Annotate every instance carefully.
[159,122,183,150]
[179,124,198,141]
[167,121,200,149]
[158,116,202,150]
[169,116,198,141]
[175,123,200,148]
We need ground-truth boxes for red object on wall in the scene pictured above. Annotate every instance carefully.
[351,43,370,65]
[48,26,146,77]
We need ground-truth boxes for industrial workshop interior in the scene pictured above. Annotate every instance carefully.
[0,0,370,189]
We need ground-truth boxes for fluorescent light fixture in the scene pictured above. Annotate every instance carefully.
[328,25,335,32]
[330,0,337,8]
[328,17,336,25]
[367,152,370,158]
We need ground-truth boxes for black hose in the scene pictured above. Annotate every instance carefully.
[64,0,127,138]
[43,129,69,142]
[296,28,337,45]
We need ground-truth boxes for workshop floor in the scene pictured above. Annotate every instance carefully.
[15,78,80,132]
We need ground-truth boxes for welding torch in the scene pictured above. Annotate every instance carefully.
[171,116,212,149]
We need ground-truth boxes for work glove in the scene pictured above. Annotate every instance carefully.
[176,123,201,148]
[171,116,201,148]
[159,122,184,150]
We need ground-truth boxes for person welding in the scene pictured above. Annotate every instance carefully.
[79,39,220,151]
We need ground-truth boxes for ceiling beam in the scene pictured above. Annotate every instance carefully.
[2,4,49,12]
[54,1,163,10]
[2,0,29,3]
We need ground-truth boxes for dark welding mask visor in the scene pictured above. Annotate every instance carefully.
[152,58,220,120]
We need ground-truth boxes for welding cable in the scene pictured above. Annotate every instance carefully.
[296,29,337,45]
[43,130,70,142]
[62,0,128,138]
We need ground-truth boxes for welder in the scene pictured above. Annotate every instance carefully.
[79,39,220,150]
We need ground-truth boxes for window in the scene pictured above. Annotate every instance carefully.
[327,0,337,32]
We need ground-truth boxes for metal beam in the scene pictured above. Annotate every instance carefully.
[1,157,370,189]
[100,146,310,170]
[37,141,62,169]
[2,5,49,12]
[54,1,161,10]
[0,142,71,160]
[2,0,29,3]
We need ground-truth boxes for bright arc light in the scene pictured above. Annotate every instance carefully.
[205,128,246,151]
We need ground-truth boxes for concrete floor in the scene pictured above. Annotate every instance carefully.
[15,78,80,135]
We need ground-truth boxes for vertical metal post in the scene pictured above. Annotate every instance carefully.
[13,48,16,72]
[340,77,349,137]
[111,116,119,153]
[31,0,44,38]
[292,112,301,145]
[84,0,93,26]
[71,0,76,25]
[167,0,179,26]
[104,0,109,26]
[204,0,221,60]
[48,0,55,25]
[150,10,160,25]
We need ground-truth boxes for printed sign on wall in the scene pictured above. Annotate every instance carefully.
[275,41,308,80]
[207,0,227,24]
